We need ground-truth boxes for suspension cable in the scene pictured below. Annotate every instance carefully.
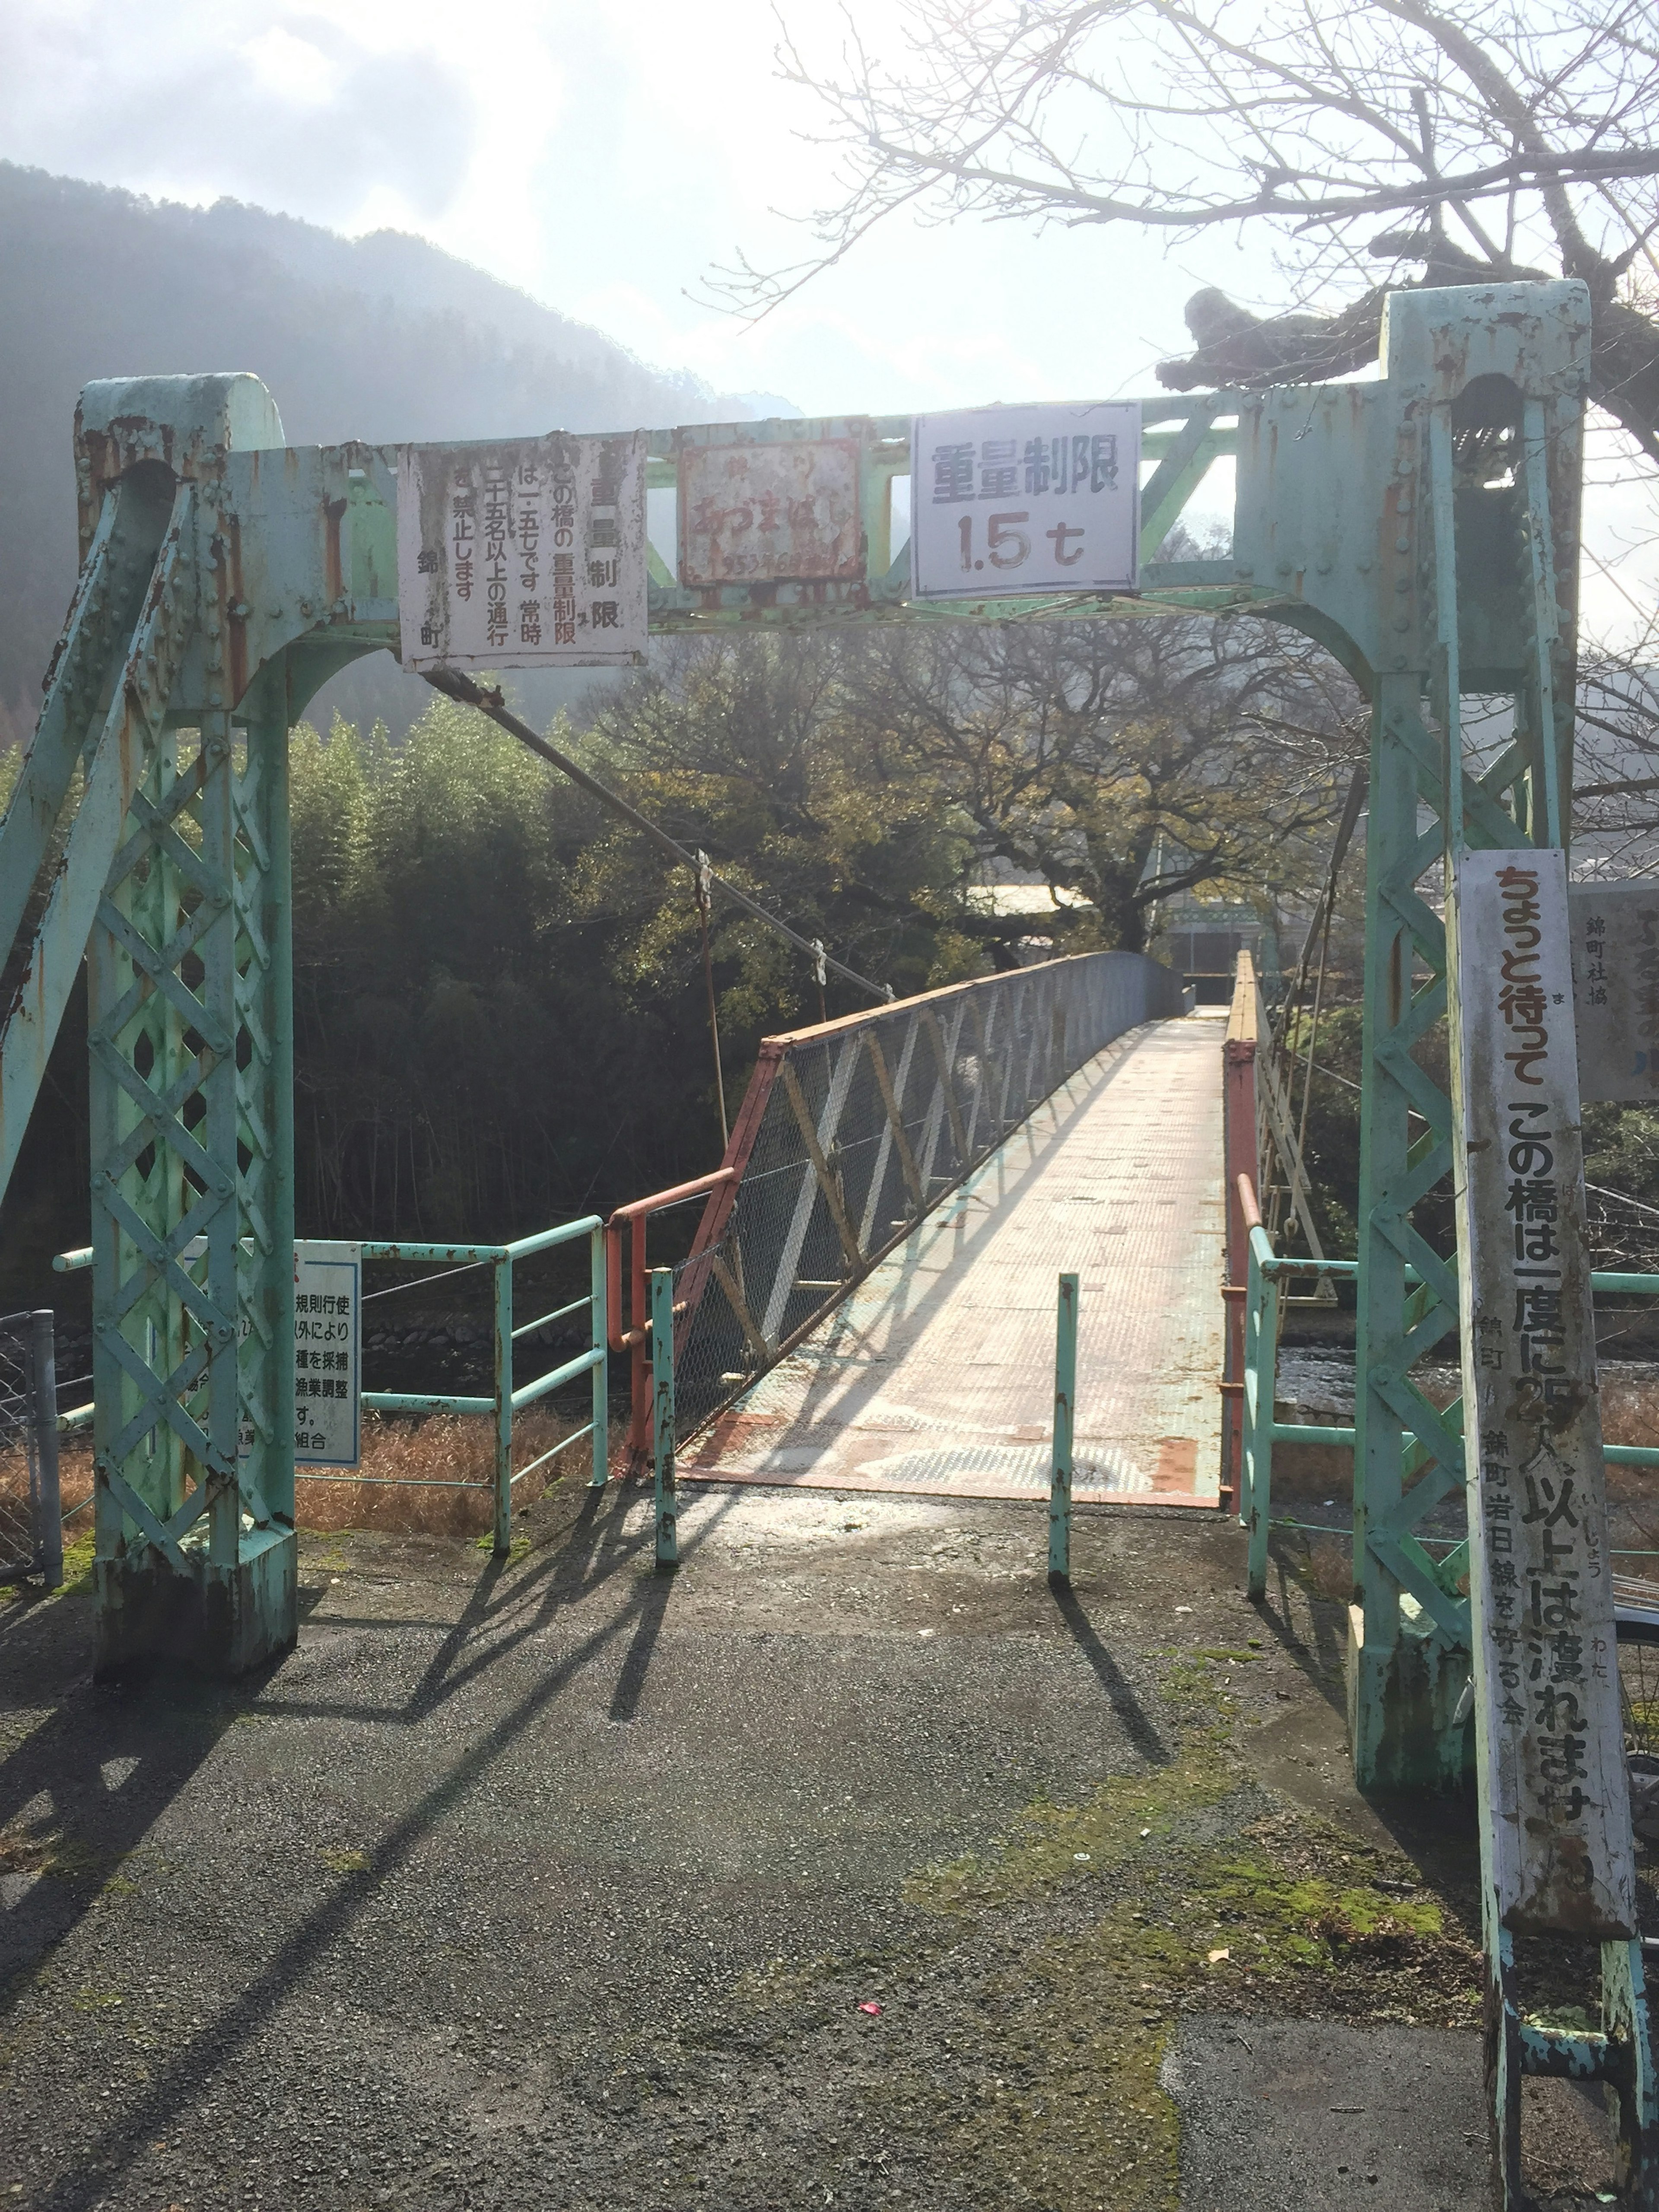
[421,667,893,1004]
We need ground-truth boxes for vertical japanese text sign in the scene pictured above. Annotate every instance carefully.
[397,432,648,669]
[909,404,1140,600]
[293,1241,361,1471]
[1568,880,1659,1104]
[1453,849,1634,1936]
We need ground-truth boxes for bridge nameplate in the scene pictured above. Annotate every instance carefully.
[1569,880,1659,1104]
[1455,849,1634,1935]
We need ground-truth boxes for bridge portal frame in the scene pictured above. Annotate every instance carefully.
[0,284,1581,1722]
[2,273,1646,2206]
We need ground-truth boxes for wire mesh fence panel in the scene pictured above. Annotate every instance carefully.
[672,950,1184,1446]
[0,1310,61,1585]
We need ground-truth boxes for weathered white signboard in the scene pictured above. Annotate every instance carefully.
[1453,848,1634,1936]
[1568,879,1659,1104]
[397,433,648,669]
[293,1240,361,1471]
[679,438,864,586]
[909,403,1140,601]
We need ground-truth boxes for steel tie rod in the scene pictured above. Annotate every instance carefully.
[422,666,892,1004]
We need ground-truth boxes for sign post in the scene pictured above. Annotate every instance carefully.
[1451,848,1652,2197]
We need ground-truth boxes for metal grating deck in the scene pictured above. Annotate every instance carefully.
[681,1016,1224,1506]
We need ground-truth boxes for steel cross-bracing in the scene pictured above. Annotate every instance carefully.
[0,279,1636,2200]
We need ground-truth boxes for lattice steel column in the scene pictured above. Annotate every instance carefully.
[79,387,298,1675]
[1351,673,1471,1789]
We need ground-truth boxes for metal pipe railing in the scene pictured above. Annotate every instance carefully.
[53,1216,609,1553]
[1234,1173,1659,1598]
[605,1169,737,1459]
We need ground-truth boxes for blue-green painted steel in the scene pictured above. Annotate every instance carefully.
[589,1225,609,1488]
[650,1267,677,1570]
[1048,1273,1077,1581]
[353,1224,608,1531]
[492,1255,512,1555]
[0,280,1597,1725]
[1243,1249,1659,1546]
[1240,1224,1278,1602]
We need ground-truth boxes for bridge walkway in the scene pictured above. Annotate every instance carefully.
[683,1014,1224,1506]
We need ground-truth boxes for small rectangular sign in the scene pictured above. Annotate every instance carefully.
[679,437,864,585]
[909,403,1140,601]
[293,1240,361,1471]
[397,432,648,669]
[1569,880,1659,1103]
[1453,848,1634,1936]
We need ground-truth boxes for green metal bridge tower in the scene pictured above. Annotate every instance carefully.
[0,277,1643,2201]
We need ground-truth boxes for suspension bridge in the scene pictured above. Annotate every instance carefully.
[4,279,1659,2209]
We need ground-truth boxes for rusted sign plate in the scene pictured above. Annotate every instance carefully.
[397,432,648,669]
[1454,848,1634,1937]
[1569,880,1659,1103]
[677,439,864,586]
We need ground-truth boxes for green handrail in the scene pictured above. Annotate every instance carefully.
[1236,1193,1659,1599]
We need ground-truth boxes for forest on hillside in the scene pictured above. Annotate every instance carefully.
[0,160,747,748]
[0,616,1359,1303]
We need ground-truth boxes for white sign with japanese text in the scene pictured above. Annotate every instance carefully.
[1568,880,1659,1104]
[293,1240,361,1471]
[1454,849,1634,1936]
[397,432,648,669]
[909,404,1140,601]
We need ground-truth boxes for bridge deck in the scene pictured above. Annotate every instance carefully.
[683,1014,1224,1506]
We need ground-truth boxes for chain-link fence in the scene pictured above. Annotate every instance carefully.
[670,950,1185,1446]
[0,1310,62,1586]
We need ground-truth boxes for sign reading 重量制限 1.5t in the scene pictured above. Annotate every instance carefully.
[397,433,648,670]
[1453,849,1634,1938]
[909,404,1141,601]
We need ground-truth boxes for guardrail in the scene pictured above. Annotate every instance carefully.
[1235,1173,1659,1599]
[605,1169,736,1462]
[612,947,1184,1456]
[54,1215,608,1555]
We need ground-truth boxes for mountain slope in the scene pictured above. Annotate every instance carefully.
[0,163,736,735]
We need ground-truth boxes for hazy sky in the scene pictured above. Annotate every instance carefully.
[0,0,1270,413]
[3,0,1653,642]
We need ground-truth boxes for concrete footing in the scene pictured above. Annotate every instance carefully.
[1347,1599,1475,1793]
[93,1525,297,1679]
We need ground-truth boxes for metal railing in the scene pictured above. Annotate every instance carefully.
[606,1170,735,1460]
[613,947,1185,1454]
[356,1220,608,1553]
[0,1310,61,1587]
[1235,1175,1659,1598]
[54,1217,607,1555]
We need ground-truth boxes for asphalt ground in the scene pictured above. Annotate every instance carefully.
[0,1479,1631,2211]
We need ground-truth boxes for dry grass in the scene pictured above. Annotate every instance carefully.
[2,1408,607,1544]
[296,1407,597,1536]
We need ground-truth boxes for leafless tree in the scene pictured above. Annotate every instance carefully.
[715,0,1659,458]
[836,613,1366,950]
